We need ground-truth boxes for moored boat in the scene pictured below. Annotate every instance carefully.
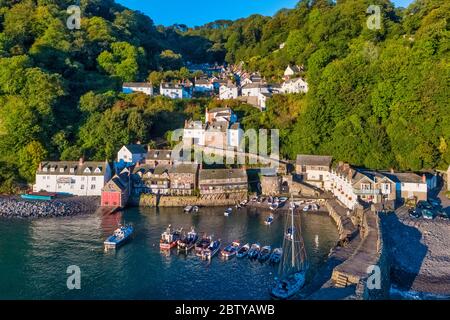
[195,234,212,256]
[270,202,279,211]
[269,248,283,264]
[104,224,134,250]
[248,243,261,259]
[270,196,308,300]
[236,243,250,258]
[224,208,232,216]
[160,225,183,250]
[264,215,274,225]
[192,206,199,213]
[220,241,240,259]
[202,239,221,260]
[177,227,198,253]
[258,245,272,262]
[184,206,193,213]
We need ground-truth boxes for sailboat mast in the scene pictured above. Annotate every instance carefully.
[291,196,295,268]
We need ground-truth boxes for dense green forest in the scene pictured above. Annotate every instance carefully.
[0,0,448,193]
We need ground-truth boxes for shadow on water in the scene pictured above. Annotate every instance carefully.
[381,213,428,291]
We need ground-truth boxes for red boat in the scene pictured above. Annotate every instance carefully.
[160,225,182,250]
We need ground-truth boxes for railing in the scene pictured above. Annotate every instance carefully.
[354,189,381,195]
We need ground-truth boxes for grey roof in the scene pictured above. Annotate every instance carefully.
[195,79,211,85]
[285,77,306,84]
[229,122,240,130]
[147,149,172,161]
[208,121,228,132]
[133,165,154,175]
[153,164,170,175]
[103,175,127,192]
[381,172,424,184]
[161,83,184,89]
[209,107,231,113]
[296,155,332,167]
[38,161,108,176]
[169,163,199,175]
[123,82,152,88]
[242,83,268,89]
[199,168,247,181]
[185,120,207,129]
[125,144,147,154]
[334,163,370,184]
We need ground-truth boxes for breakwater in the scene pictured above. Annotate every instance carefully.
[129,194,247,207]
[0,197,99,218]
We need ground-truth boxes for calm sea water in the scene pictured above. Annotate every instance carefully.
[0,206,338,300]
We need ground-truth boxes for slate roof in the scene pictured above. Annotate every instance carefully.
[169,163,199,175]
[123,82,152,88]
[381,172,425,184]
[296,155,332,167]
[199,168,247,181]
[38,161,108,176]
[147,149,172,161]
[125,144,147,154]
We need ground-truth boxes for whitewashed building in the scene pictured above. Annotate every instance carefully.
[281,77,308,94]
[122,82,154,96]
[257,92,271,110]
[117,144,147,164]
[284,65,301,79]
[219,84,239,100]
[296,155,333,190]
[242,83,269,97]
[194,79,214,92]
[160,83,191,99]
[382,172,428,202]
[183,120,207,146]
[34,159,112,196]
[228,123,242,149]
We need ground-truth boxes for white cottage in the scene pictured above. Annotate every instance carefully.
[281,77,308,94]
[241,83,269,97]
[160,83,191,99]
[117,144,147,164]
[34,159,112,196]
[194,79,214,92]
[219,84,239,100]
[122,82,154,96]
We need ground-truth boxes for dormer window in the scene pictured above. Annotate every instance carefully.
[59,167,65,173]
[50,167,55,172]
[84,167,91,174]
[43,167,48,172]
[70,167,75,173]
[94,167,102,173]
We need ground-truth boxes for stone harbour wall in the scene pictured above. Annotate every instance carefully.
[129,194,247,207]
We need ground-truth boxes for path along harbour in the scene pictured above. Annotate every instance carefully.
[0,206,338,300]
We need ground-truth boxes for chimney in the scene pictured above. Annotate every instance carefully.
[79,157,84,166]
[390,168,395,174]
[136,141,141,145]
[38,162,42,171]
[422,174,426,183]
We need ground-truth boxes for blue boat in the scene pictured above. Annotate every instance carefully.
[248,243,261,259]
[202,239,221,260]
[104,225,134,249]
[264,215,274,225]
[258,245,272,262]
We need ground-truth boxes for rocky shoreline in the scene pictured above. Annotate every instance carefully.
[0,196,100,219]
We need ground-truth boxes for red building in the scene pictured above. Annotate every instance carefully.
[101,169,131,208]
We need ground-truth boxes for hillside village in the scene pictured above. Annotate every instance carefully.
[122,64,308,110]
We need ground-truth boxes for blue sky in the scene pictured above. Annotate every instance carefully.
[117,0,415,26]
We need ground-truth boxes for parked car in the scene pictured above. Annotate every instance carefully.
[421,209,434,220]
[408,208,421,219]
[417,201,433,210]
[436,209,449,220]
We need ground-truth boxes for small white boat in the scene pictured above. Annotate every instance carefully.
[270,202,279,211]
[184,206,193,213]
[302,205,310,212]
[240,200,248,206]
[192,206,199,213]
[311,204,319,211]
[224,208,232,216]
[264,215,274,225]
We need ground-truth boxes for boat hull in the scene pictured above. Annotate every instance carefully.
[270,272,306,300]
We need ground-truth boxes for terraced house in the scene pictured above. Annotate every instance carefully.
[168,164,199,196]
[198,168,248,199]
[34,159,111,196]
[296,154,333,190]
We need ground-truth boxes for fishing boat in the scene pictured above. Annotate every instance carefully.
[270,202,279,211]
[202,239,221,260]
[192,206,199,213]
[160,225,183,250]
[270,197,308,300]
[220,241,240,259]
[303,205,310,212]
[195,234,212,256]
[236,243,250,258]
[240,200,248,206]
[264,215,274,225]
[269,248,283,264]
[104,224,134,250]
[258,245,272,262]
[177,227,198,253]
[248,243,261,259]
[224,208,233,216]
[184,206,193,213]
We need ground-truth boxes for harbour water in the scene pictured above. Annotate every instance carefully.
[0,206,338,300]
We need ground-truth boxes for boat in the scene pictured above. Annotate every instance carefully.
[236,243,250,258]
[104,225,134,249]
[270,202,279,211]
[302,205,310,212]
[159,225,183,250]
[248,243,261,259]
[184,206,193,213]
[177,227,198,253]
[279,197,288,203]
[202,239,221,260]
[192,206,199,213]
[258,245,272,262]
[269,248,283,264]
[235,203,242,209]
[195,234,212,256]
[220,241,240,258]
[270,197,308,300]
[311,204,319,211]
[264,215,274,225]
[21,192,57,201]
[240,200,248,206]
[224,208,233,216]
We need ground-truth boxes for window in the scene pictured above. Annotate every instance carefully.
[81,185,84,190]
[92,177,96,181]
[81,177,85,181]
[91,185,96,190]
